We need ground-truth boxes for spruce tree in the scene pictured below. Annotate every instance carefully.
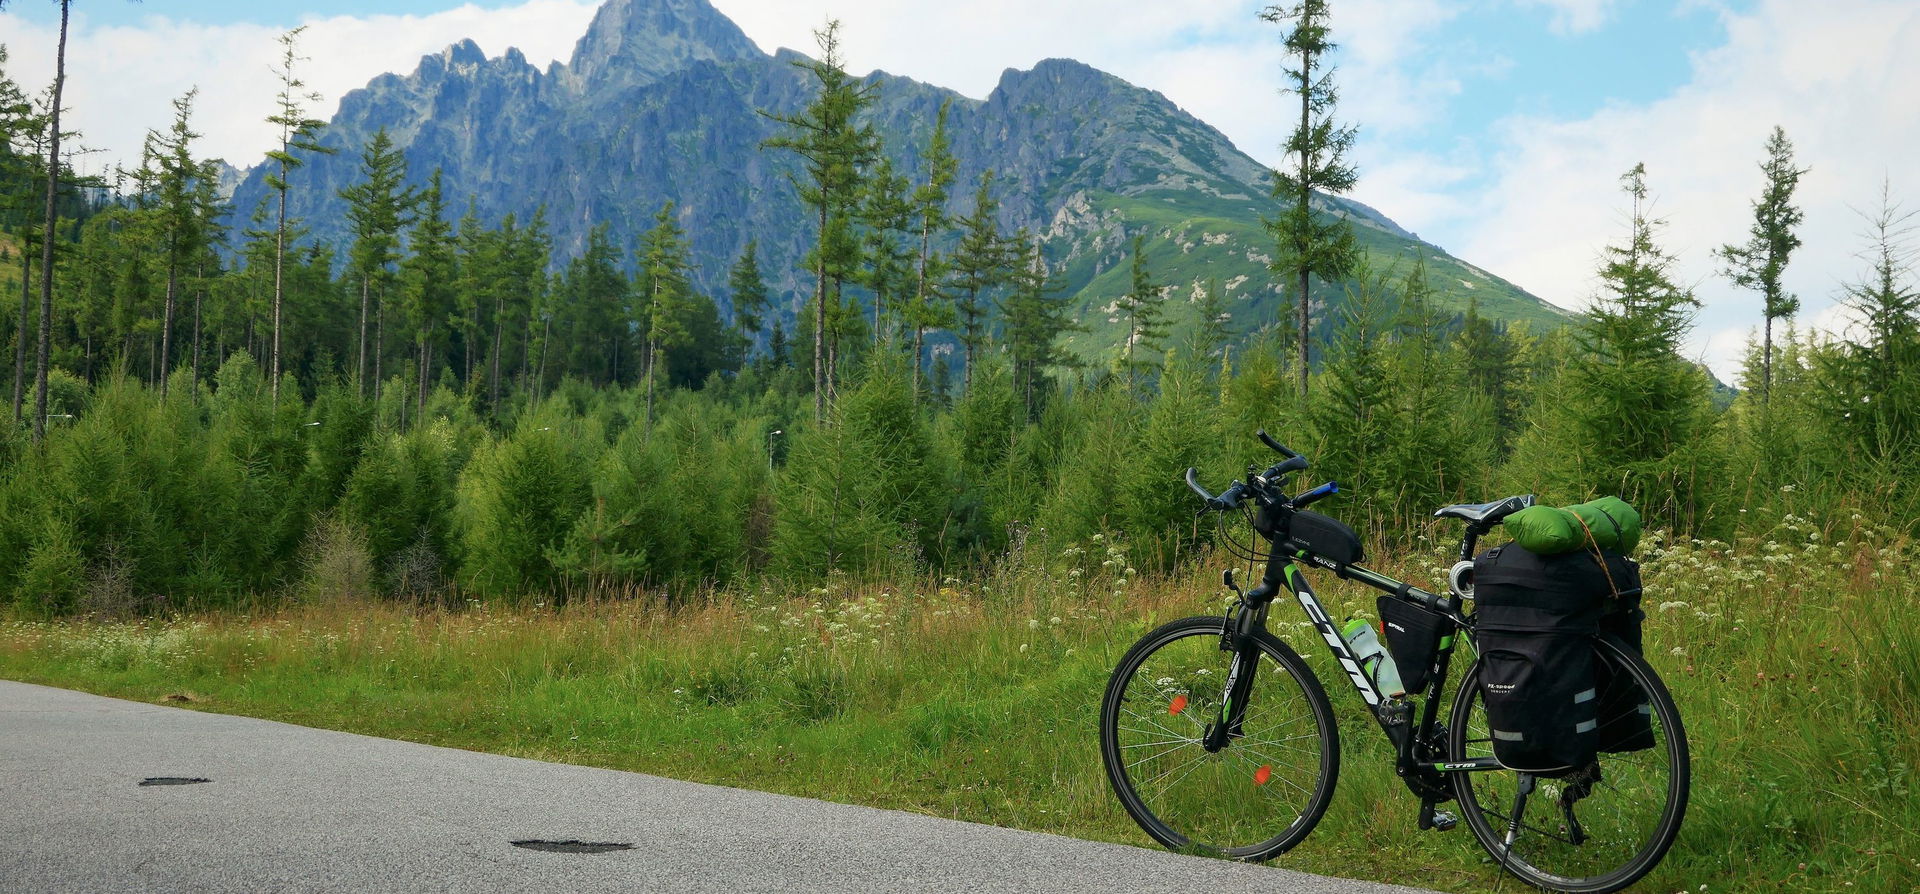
[860,154,914,345]
[399,170,454,419]
[998,232,1079,418]
[637,201,694,426]
[1263,0,1359,396]
[263,25,334,404]
[1830,185,1919,460]
[907,100,958,397]
[761,20,880,421]
[1194,276,1231,367]
[948,171,1012,396]
[1716,126,1807,403]
[134,89,209,397]
[2,50,45,421]
[727,239,770,353]
[1115,234,1168,394]
[32,0,71,441]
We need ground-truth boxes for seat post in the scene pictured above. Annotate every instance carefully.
[1460,522,1489,562]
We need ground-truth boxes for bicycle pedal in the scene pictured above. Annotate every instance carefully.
[1429,810,1458,832]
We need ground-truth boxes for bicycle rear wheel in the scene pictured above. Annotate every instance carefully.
[1449,636,1690,893]
[1099,615,1338,861]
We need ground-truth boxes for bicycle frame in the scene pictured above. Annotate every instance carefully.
[1210,528,1509,806]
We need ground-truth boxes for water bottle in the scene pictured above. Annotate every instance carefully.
[1341,617,1406,697]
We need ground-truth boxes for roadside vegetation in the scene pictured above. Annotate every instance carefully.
[3,513,1914,893]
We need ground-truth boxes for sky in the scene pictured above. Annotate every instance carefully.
[2,0,1917,382]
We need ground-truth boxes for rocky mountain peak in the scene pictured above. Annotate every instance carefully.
[565,0,762,93]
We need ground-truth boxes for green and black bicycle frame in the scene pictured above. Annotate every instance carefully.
[1214,522,1508,824]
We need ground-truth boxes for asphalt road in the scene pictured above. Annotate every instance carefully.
[0,680,1439,894]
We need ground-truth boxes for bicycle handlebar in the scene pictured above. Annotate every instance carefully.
[1187,432,1325,514]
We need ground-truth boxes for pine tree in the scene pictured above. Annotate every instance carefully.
[1115,234,1168,394]
[907,99,958,397]
[399,170,454,420]
[1716,126,1807,403]
[948,171,1011,396]
[860,154,914,345]
[1515,164,1715,525]
[637,201,694,426]
[1,49,46,421]
[1194,276,1231,366]
[1263,0,1360,397]
[727,239,770,352]
[263,25,334,404]
[1829,184,1919,460]
[761,20,880,421]
[31,0,71,441]
[998,231,1080,418]
[510,208,551,402]
[133,89,209,397]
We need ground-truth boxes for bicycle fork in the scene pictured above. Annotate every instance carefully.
[1202,594,1267,753]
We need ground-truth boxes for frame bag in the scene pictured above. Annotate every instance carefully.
[1472,545,1611,774]
[1378,597,1450,693]
[1282,510,1366,565]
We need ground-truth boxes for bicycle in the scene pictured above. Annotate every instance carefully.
[1098,432,1689,893]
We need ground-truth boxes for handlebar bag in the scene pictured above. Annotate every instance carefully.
[1472,545,1610,774]
[1282,510,1365,565]
[1378,596,1450,692]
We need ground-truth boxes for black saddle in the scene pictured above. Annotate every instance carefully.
[1433,494,1536,525]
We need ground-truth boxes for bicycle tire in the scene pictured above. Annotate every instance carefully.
[1099,615,1339,860]
[1449,635,1690,893]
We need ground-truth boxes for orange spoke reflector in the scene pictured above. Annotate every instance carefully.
[1254,765,1272,786]
[1168,694,1189,716]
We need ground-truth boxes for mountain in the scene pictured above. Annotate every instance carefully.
[229,0,1569,363]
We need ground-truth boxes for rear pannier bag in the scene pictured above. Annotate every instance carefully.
[1378,597,1450,693]
[1472,545,1636,773]
[1283,510,1365,565]
[1595,572,1655,753]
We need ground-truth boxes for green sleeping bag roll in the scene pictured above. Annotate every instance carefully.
[1503,497,1642,555]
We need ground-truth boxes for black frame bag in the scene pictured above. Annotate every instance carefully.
[1378,596,1450,692]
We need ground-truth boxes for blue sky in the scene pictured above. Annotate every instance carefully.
[2,0,1914,380]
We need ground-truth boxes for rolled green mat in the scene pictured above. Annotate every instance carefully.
[1503,496,1642,555]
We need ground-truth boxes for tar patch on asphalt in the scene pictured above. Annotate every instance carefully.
[139,777,211,786]
[511,840,635,854]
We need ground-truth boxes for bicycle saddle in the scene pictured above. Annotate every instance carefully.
[1433,494,1535,524]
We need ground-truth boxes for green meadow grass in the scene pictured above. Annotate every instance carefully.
[3,517,1915,892]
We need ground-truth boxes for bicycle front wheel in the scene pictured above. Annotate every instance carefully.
[1449,635,1690,893]
[1099,615,1338,861]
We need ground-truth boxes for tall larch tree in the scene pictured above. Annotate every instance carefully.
[637,201,693,426]
[338,128,412,398]
[30,0,71,441]
[949,171,1012,396]
[2,48,45,422]
[906,99,958,398]
[399,169,454,418]
[1116,234,1168,394]
[998,231,1079,418]
[727,240,770,354]
[137,89,209,397]
[860,154,914,345]
[761,19,879,422]
[1263,0,1359,397]
[263,25,333,404]
[1716,126,1807,403]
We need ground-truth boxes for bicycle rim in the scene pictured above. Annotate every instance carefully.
[1100,616,1338,860]
[1450,638,1690,893]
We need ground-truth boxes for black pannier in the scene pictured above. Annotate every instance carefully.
[1283,510,1365,565]
[1595,572,1655,753]
[1472,545,1639,773]
[1378,596,1450,692]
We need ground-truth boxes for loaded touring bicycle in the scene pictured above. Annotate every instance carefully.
[1098,432,1689,893]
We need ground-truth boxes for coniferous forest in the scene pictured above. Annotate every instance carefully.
[0,10,1914,620]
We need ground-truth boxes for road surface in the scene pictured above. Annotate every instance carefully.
[0,680,1440,893]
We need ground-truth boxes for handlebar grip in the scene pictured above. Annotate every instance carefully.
[1256,429,1299,458]
[1184,468,1214,503]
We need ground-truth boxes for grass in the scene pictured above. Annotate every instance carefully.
[2,514,1916,893]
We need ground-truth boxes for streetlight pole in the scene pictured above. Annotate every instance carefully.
[767,429,783,473]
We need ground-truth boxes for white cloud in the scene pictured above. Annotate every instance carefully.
[1444,0,1920,381]
[1518,0,1622,35]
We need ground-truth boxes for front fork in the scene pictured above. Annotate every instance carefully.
[1202,583,1268,753]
